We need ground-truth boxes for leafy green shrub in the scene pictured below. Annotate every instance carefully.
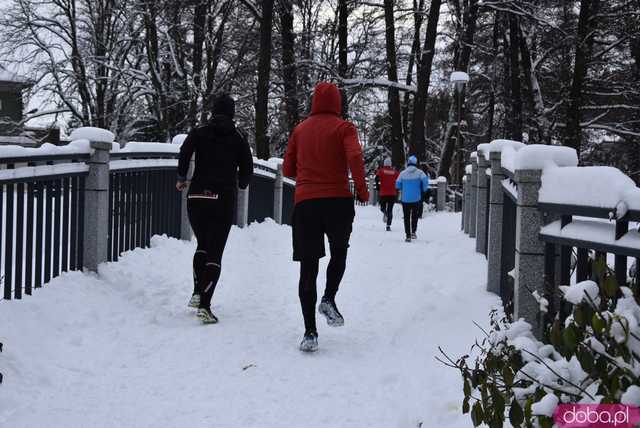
[442,260,640,427]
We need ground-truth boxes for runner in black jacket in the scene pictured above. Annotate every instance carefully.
[176,93,253,324]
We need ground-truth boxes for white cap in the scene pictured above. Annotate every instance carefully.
[383,157,392,167]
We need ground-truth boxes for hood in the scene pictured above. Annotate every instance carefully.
[208,114,236,136]
[311,82,342,116]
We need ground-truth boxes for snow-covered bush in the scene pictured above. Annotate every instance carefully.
[444,259,640,427]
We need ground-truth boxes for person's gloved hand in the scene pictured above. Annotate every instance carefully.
[176,181,188,191]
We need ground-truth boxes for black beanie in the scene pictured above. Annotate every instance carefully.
[211,93,235,118]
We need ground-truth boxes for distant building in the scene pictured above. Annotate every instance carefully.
[0,69,33,136]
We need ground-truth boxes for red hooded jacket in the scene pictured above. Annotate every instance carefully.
[376,166,399,197]
[283,82,369,204]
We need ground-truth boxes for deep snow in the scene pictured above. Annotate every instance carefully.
[1,206,499,428]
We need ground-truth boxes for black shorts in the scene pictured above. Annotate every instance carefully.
[292,197,355,261]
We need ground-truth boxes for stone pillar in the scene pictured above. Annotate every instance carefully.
[436,177,446,212]
[475,156,490,254]
[179,154,195,240]
[469,157,478,238]
[83,141,111,272]
[486,152,505,294]
[463,171,472,234]
[461,177,466,230]
[273,164,283,224]
[236,186,249,228]
[513,169,545,335]
[368,178,376,205]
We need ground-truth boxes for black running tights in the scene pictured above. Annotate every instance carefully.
[188,198,232,309]
[298,248,348,334]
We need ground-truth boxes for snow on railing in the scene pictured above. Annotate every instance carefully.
[462,138,640,336]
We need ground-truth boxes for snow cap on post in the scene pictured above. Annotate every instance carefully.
[172,134,188,145]
[501,144,577,172]
[539,166,637,210]
[480,139,525,162]
[69,127,115,144]
[450,71,470,92]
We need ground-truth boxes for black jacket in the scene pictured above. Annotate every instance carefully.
[177,115,253,194]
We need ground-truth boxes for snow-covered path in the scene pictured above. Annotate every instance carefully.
[1,206,499,428]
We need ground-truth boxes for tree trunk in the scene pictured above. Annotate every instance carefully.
[436,0,479,179]
[410,0,443,163]
[565,0,600,155]
[401,0,425,142]
[383,0,404,168]
[519,25,551,144]
[255,0,275,160]
[338,0,349,117]
[507,14,523,141]
[189,1,207,128]
[203,1,233,122]
[279,0,300,133]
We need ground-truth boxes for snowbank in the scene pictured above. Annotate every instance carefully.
[0,208,498,428]
[539,166,638,209]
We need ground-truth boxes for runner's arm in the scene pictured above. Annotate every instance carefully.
[342,123,369,200]
[237,134,254,190]
[283,132,297,178]
[177,131,195,182]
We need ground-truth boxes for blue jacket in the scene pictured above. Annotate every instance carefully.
[396,166,429,203]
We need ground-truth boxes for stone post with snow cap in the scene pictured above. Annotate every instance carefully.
[475,145,490,255]
[368,178,376,205]
[486,151,505,293]
[436,176,447,211]
[82,136,113,272]
[172,134,194,241]
[273,163,283,224]
[469,153,478,238]
[463,166,472,234]
[486,140,525,294]
[512,145,578,336]
[236,186,249,228]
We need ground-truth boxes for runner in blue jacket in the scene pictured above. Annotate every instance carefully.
[396,156,429,242]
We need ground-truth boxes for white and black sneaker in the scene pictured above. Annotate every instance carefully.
[411,232,417,240]
[405,236,412,242]
[197,307,218,324]
[318,297,344,327]
[299,332,318,352]
[188,294,201,309]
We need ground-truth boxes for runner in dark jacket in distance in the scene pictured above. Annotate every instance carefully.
[177,93,253,324]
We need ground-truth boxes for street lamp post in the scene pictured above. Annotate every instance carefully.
[450,71,469,185]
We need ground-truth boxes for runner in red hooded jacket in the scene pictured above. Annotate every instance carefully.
[375,157,399,231]
[283,82,369,352]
